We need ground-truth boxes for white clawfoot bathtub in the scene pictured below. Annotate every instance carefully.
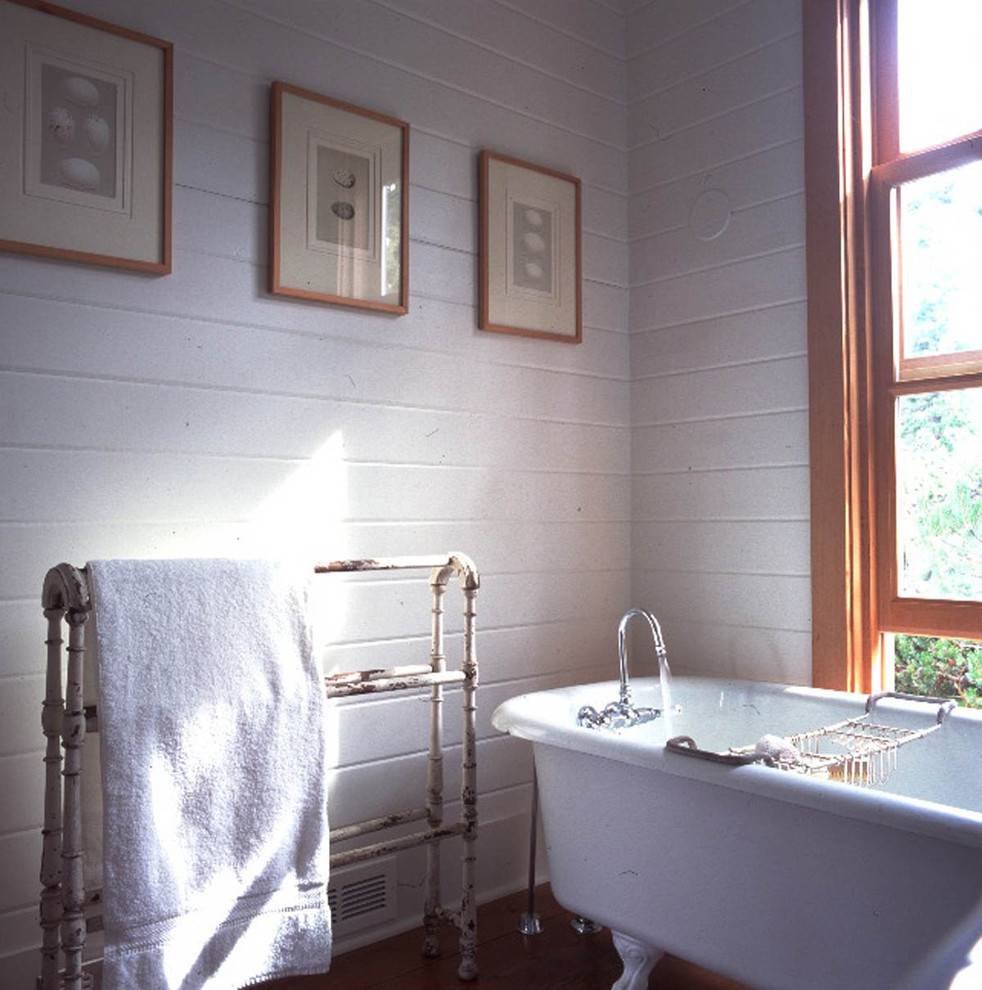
[492,676,982,990]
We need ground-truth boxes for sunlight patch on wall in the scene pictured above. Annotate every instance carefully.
[248,430,349,778]
[249,431,349,559]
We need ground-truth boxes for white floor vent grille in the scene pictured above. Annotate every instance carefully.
[327,856,397,938]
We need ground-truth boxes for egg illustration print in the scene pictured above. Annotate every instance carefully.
[84,114,111,153]
[332,201,355,221]
[59,157,101,191]
[510,199,554,295]
[47,107,75,144]
[62,75,100,107]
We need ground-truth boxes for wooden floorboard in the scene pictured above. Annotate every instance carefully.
[260,885,752,990]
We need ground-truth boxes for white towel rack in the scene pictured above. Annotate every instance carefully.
[38,553,480,989]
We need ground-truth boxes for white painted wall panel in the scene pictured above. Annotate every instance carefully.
[632,355,808,425]
[632,411,808,474]
[1,0,816,969]
[382,0,627,102]
[497,0,626,57]
[628,0,801,98]
[627,1,810,686]
[0,291,630,382]
[628,140,804,240]
[632,466,810,522]
[1,378,629,474]
[644,618,811,683]
[629,88,804,193]
[631,302,806,378]
[631,520,811,575]
[0,248,630,339]
[228,0,627,149]
[625,0,746,59]
[628,34,803,145]
[0,0,631,967]
[0,457,629,531]
[106,0,629,190]
[636,570,811,632]
[630,247,806,333]
[629,194,805,286]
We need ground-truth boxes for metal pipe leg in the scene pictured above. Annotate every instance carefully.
[519,764,543,936]
[423,582,446,959]
[456,585,478,980]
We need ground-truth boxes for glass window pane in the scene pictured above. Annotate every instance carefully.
[898,0,982,152]
[899,160,982,362]
[896,387,982,600]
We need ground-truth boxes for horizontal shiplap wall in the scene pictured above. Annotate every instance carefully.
[626,0,811,683]
[0,0,630,972]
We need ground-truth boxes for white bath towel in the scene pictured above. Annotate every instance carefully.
[87,558,331,990]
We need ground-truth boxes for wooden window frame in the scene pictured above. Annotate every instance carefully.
[805,0,982,692]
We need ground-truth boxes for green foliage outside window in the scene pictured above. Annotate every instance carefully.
[894,635,982,708]
[897,169,982,600]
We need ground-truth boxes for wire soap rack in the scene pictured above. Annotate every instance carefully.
[667,691,958,787]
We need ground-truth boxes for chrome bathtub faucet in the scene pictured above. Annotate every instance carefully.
[577,608,667,729]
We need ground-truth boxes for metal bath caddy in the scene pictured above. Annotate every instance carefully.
[667,691,957,788]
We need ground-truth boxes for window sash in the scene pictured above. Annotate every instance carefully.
[869,136,982,639]
[871,131,982,386]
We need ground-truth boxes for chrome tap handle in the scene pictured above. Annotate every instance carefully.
[577,702,662,730]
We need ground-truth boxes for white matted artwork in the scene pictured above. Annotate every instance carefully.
[270,81,409,314]
[0,0,171,273]
[480,151,581,344]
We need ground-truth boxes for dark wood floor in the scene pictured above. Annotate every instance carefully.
[262,885,751,990]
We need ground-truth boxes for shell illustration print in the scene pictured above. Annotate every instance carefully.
[59,157,101,190]
[512,202,554,295]
[84,114,111,153]
[47,107,75,144]
[62,75,99,107]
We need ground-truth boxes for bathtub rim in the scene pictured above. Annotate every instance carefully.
[492,675,982,852]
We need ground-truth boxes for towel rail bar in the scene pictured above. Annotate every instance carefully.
[38,552,480,989]
[326,664,433,685]
[325,668,468,697]
[330,823,468,869]
[83,668,469,731]
[329,807,429,843]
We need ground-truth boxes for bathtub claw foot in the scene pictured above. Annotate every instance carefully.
[611,931,663,990]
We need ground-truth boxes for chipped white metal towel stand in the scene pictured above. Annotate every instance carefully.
[37,553,480,990]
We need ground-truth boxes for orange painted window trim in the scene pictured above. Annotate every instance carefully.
[804,0,982,692]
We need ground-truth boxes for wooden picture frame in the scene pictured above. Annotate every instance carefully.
[270,81,409,314]
[0,0,172,274]
[479,150,582,344]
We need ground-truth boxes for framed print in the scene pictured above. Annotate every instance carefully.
[0,0,172,273]
[479,150,581,343]
[270,81,409,314]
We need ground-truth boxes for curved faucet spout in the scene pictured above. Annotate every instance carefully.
[617,607,667,707]
[577,608,670,730]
